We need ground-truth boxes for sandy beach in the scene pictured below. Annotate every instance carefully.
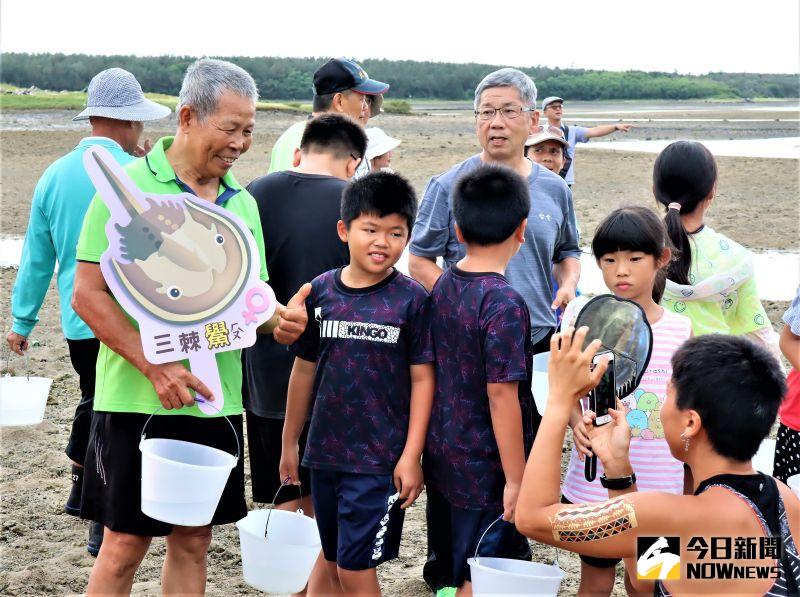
[1,105,797,596]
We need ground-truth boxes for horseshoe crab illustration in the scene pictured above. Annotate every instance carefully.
[88,150,251,324]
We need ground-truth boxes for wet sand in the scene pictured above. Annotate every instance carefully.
[0,107,797,596]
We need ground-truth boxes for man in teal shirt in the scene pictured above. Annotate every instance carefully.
[6,67,170,555]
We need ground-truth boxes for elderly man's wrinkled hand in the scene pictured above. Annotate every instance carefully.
[6,331,29,356]
[144,361,214,410]
[274,283,311,345]
[547,326,607,412]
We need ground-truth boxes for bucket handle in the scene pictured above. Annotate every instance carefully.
[264,477,304,539]
[139,397,240,461]
[1,342,30,381]
[473,515,561,569]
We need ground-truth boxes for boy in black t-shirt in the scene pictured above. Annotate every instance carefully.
[281,172,435,594]
[242,114,366,518]
[424,165,536,594]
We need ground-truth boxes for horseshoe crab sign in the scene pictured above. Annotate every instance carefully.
[83,145,276,414]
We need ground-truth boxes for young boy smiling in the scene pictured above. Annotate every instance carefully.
[280,172,435,595]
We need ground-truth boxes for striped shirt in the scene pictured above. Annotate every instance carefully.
[562,308,692,503]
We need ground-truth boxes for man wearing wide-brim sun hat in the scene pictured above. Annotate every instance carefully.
[6,66,170,558]
[73,67,172,123]
[267,57,389,176]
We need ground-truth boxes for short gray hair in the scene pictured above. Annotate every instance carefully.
[474,68,537,111]
[177,58,259,121]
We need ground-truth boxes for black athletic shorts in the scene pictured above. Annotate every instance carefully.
[423,486,532,589]
[65,338,100,464]
[245,412,311,505]
[81,410,246,536]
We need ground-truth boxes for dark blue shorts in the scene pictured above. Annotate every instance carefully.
[311,469,405,571]
[423,486,531,589]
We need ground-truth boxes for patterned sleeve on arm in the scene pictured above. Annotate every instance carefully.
[482,290,530,383]
[408,294,435,364]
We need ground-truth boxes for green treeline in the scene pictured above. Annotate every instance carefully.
[2,53,797,101]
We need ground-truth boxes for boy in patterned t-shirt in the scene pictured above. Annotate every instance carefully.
[423,165,535,594]
[280,172,435,595]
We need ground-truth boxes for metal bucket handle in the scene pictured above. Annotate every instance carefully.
[1,342,30,380]
[139,396,240,461]
[264,477,305,539]
[473,515,560,569]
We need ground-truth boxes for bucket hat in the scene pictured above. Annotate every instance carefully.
[525,124,569,148]
[365,128,401,161]
[73,68,172,122]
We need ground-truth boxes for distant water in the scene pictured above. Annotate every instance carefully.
[394,248,798,301]
[583,137,800,159]
[3,237,796,301]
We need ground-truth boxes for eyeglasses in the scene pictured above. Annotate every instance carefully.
[350,153,363,163]
[474,105,535,121]
[533,124,566,138]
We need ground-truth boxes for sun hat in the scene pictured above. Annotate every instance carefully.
[73,68,172,122]
[313,58,389,96]
[525,124,569,148]
[541,96,564,111]
[365,128,401,161]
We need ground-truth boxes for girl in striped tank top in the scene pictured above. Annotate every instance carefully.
[562,206,692,595]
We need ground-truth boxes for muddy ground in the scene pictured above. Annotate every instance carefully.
[0,106,797,596]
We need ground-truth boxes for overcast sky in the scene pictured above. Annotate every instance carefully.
[2,0,798,75]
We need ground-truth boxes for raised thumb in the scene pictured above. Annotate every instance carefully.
[288,283,312,309]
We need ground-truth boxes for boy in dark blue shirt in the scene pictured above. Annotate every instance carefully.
[281,172,435,595]
[424,165,535,594]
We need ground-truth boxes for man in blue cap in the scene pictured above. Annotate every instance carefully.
[6,67,170,556]
[267,57,389,176]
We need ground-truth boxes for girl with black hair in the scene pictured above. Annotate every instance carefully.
[561,207,692,596]
[653,141,778,357]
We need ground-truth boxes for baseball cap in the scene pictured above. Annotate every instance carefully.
[541,96,564,111]
[365,128,401,161]
[313,58,389,96]
[73,68,171,122]
[525,124,569,148]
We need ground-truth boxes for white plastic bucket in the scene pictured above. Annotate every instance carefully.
[468,556,565,596]
[237,508,321,594]
[752,438,775,476]
[0,374,52,426]
[531,352,550,416]
[139,404,238,526]
[467,517,564,596]
[788,475,800,499]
